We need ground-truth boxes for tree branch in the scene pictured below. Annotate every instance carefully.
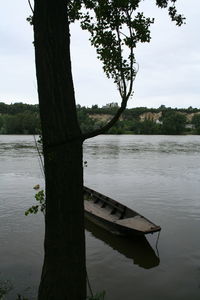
[126,9,135,99]
[116,26,127,97]
[119,31,128,39]
[82,9,139,141]
[28,0,34,13]
[82,96,128,140]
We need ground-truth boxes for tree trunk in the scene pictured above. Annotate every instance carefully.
[33,1,86,299]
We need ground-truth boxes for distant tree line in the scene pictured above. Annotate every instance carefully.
[77,103,200,135]
[1,102,200,135]
[0,102,40,134]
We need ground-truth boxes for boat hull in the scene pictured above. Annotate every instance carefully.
[85,209,149,236]
[84,186,161,236]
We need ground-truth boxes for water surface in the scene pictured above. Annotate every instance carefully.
[0,135,200,299]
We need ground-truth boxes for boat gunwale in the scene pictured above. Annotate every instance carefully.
[84,186,161,235]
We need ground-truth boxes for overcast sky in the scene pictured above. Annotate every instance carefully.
[0,0,199,108]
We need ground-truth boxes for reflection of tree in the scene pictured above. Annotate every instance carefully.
[85,219,160,270]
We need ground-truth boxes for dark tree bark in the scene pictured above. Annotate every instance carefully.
[34,1,86,299]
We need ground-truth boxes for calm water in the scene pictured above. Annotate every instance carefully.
[0,135,200,299]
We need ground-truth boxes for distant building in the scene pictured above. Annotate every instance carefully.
[103,102,119,108]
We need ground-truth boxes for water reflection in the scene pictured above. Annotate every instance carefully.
[85,219,160,269]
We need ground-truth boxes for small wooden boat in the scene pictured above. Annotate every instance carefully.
[84,186,161,236]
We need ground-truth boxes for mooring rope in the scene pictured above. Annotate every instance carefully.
[33,135,45,178]
[155,230,161,258]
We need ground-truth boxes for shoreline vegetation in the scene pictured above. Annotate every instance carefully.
[0,102,200,135]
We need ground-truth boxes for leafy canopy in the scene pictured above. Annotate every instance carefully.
[28,0,184,104]
[68,0,185,101]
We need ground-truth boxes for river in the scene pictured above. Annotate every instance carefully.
[0,135,200,299]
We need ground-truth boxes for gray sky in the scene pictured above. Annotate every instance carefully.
[0,0,199,108]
